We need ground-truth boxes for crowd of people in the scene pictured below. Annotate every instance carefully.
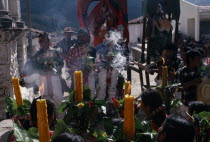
[14,25,210,142]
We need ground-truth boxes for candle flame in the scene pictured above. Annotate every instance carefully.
[39,76,45,95]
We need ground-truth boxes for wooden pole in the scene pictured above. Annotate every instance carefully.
[174,19,179,53]
[141,17,146,63]
[25,0,33,58]
[139,17,147,91]
[145,17,151,88]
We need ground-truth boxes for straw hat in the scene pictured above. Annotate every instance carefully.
[64,27,76,33]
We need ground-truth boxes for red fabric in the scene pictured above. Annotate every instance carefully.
[78,0,129,42]
[87,2,102,26]
[151,122,159,132]
[10,135,15,142]
[78,0,85,27]
[66,47,85,72]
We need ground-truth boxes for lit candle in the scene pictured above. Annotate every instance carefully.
[162,66,168,87]
[74,71,83,103]
[123,94,135,140]
[124,81,131,95]
[36,99,50,142]
[12,78,24,106]
[162,57,165,65]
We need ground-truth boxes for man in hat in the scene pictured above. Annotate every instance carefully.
[53,27,76,59]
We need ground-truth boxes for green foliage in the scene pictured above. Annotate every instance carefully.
[58,100,70,113]
[135,132,157,142]
[60,88,108,137]
[5,97,31,118]
[83,86,92,101]
[103,117,114,136]
[157,83,182,114]
[193,111,210,140]
[13,123,39,142]
[52,119,69,140]
[27,127,39,140]
[171,98,182,109]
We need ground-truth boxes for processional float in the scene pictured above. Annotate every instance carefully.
[78,0,129,47]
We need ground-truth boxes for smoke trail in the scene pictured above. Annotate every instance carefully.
[105,30,122,45]
[106,30,128,72]
[111,53,127,72]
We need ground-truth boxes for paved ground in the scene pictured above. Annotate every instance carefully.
[0,119,13,141]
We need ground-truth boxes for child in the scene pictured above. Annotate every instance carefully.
[141,88,166,132]
[10,97,56,141]
[176,49,202,106]
[187,101,208,142]
[146,43,183,85]
[163,43,183,83]
[157,115,195,142]
[30,97,56,128]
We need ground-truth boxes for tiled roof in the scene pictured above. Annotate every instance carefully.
[128,16,144,24]
[199,6,210,13]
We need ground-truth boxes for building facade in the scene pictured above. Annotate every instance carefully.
[179,0,210,41]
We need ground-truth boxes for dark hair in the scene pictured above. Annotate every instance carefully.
[183,46,192,53]
[195,47,204,56]
[38,32,50,41]
[188,101,208,116]
[188,42,196,49]
[141,89,166,127]
[52,133,84,142]
[161,115,194,142]
[163,42,176,51]
[141,89,163,110]
[30,96,55,126]
[185,49,201,65]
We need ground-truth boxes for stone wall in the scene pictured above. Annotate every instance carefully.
[0,0,27,119]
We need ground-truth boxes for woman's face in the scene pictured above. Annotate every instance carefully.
[80,46,89,55]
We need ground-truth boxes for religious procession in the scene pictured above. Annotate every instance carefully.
[0,0,209,142]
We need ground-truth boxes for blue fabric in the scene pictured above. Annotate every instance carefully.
[96,42,123,56]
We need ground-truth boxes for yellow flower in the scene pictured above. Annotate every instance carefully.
[77,103,84,108]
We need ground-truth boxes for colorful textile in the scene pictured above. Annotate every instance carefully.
[165,57,183,82]
[66,46,85,73]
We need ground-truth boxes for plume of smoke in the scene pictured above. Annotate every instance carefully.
[105,30,122,45]
[111,53,127,72]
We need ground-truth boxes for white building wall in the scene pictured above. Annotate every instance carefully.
[128,23,143,44]
[180,0,200,41]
